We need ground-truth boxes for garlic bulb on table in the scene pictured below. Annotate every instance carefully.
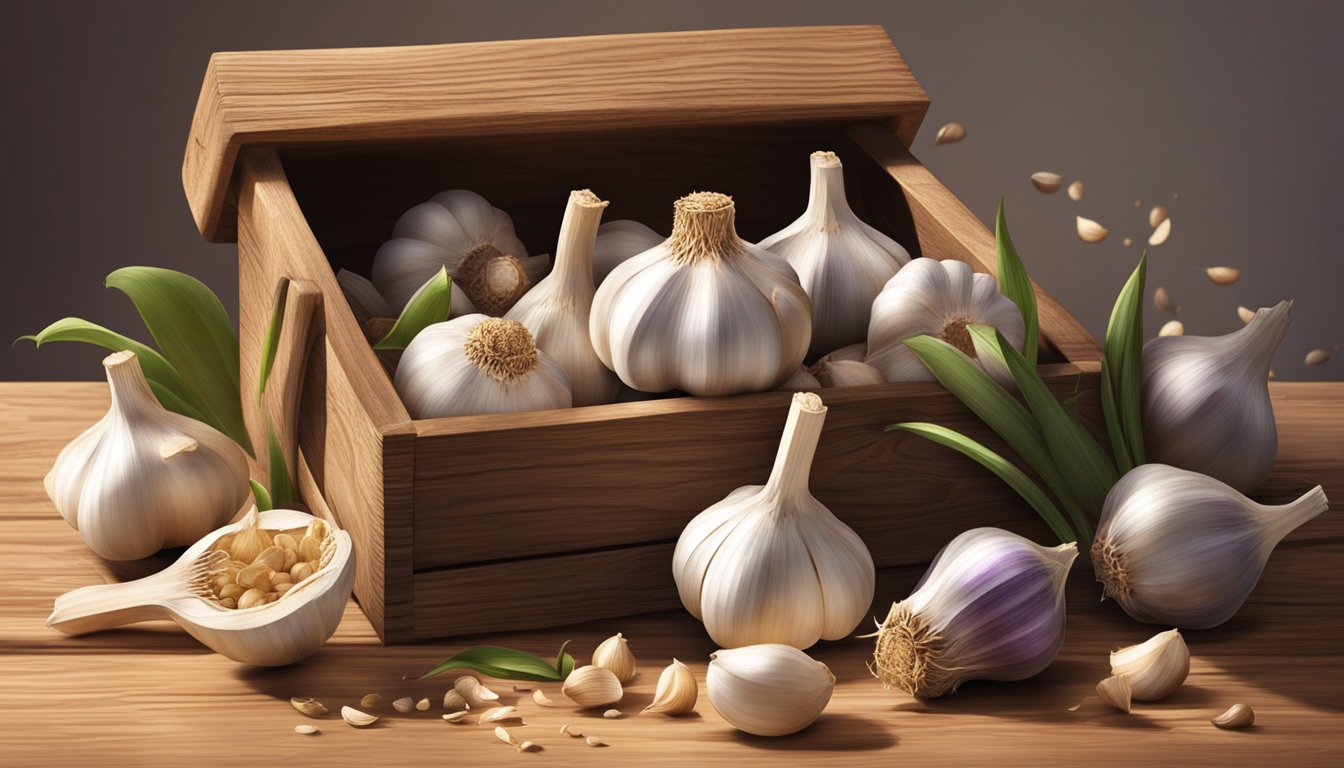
[45,350,250,561]
[871,527,1077,697]
[372,190,547,315]
[1091,463,1328,629]
[394,315,572,419]
[865,258,1025,382]
[506,190,619,406]
[590,191,811,396]
[1142,300,1290,493]
[594,219,663,285]
[707,644,834,737]
[673,392,874,649]
[758,151,910,358]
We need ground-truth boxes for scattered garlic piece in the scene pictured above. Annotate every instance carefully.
[478,706,522,724]
[562,666,623,709]
[290,697,328,717]
[1076,216,1108,243]
[1206,266,1242,286]
[591,632,638,683]
[416,697,430,711]
[442,710,471,722]
[1110,629,1189,701]
[935,122,966,145]
[1158,320,1184,337]
[1149,217,1172,246]
[1096,675,1133,713]
[512,685,534,693]
[392,696,414,713]
[360,694,382,709]
[1030,172,1063,193]
[643,659,698,716]
[1154,287,1178,314]
[586,736,607,747]
[602,709,622,719]
[1305,349,1331,366]
[341,706,378,728]
[1123,237,1133,247]
[1211,703,1255,729]
[1149,205,1169,228]
[1068,180,1084,201]
[532,689,557,707]
[455,675,500,708]
[443,690,468,711]
[1237,306,1256,325]
[294,724,319,735]
[560,723,583,738]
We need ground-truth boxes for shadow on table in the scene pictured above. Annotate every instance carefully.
[730,715,896,751]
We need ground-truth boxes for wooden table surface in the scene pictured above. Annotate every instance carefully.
[2,382,1341,767]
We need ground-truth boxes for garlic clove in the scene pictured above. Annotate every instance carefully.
[561,665,623,709]
[1158,320,1184,337]
[477,706,521,724]
[1148,217,1172,246]
[590,632,638,683]
[594,219,663,286]
[818,342,867,363]
[454,675,500,708]
[1096,675,1133,713]
[642,659,698,716]
[935,123,966,145]
[1030,172,1063,193]
[290,697,328,717]
[778,365,821,390]
[1205,266,1242,286]
[443,690,468,711]
[707,644,834,737]
[1068,180,1084,201]
[810,359,887,388]
[1305,349,1331,366]
[1237,306,1255,325]
[1148,206,1169,228]
[1154,287,1178,314]
[1076,216,1107,243]
[532,689,557,707]
[341,706,378,728]
[392,697,414,714]
[1110,629,1189,701]
[1211,703,1255,729]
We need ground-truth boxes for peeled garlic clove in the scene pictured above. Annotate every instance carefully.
[1092,464,1328,629]
[1096,675,1132,713]
[935,122,966,145]
[591,632,637,683]
[1030,171,1063,193]
[1148,217,1172,246]
[44,351,250,561]
[1148,205,1169,228]
[562,665,623,709]
[872,528,1077,697]
[1206,266,1242,286]
[1158,320,1184,337]
[810,358,887,387]
[1076,215,1107,243]
[1211,703,1255,729]
[532,688,557,707]
[290,697,328,717]
[341,706,379,727]
[1110,629,1189,701]
[442,710,470,723]
[707,644,834,737]
[416,697,430,711]
[1067,180,1084,201]
[294,724,320,735]
[594,219,663,286]
[643,659,697,716]
[1237,306,1256,325]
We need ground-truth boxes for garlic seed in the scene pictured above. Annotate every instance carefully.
[1076,216,1108,243]
[643,659,698,716]
[1030,172,1063,193]
[393,696,414,713]
[1158,320,1184,337]
[1306,349,1331,366]
[294,724,319,735]
[1068,180,1084,201]
[562,665,623,709]
[1211,703,1255,729]
[1096,675,1132,713]
[1206,266,1242,286]
[341,706,378,727]
[1110,629,1189,701]
[591,632,638,683]
[1148,217,1172,246]
[1154,287,1178,314]
[290,697,328,717]
[935,122,966,145]
[1148,205,1169,228]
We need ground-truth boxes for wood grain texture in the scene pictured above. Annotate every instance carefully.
[1,382,1339,766]
[184,26,928,241]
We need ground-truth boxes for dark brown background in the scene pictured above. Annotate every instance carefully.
[3,0,1340,381]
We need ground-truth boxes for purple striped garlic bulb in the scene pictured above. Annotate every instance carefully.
[870,527,1076,698]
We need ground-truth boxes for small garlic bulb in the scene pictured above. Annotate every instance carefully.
[1092,463,1328,629]
[506,190,619,406]
[562,665,623,709]
[707,644,834,737]
[372,189,547,313]
[871,527,1077,697]
[1141,300,1290,492]
[673,392,874,649]
[594,219,663,285]
[1110,629,1189,701]
[643,659,698,716]
[865,258,1025,382]
[589,191,812,396]
[45,351,250,561]
[590,632,637,683]
[758,151,911,358]
[394,315,572,419]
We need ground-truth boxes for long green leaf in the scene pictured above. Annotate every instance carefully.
[1099,356,1134,474]
[106,267,251,455]
[995,199,1039,367]
[419,644,571,682]
[555,640,575,679]
[250,480,273,512]
[257,277,290,403]
[375,268,451,350]
[266,424,295,506]
[889,422,1076,543]
[1105,253,1148,465]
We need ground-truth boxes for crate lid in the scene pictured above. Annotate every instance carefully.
[183,26,929,242]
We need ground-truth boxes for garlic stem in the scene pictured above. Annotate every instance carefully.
[805,151,847,230]
[104,349,157,418]
[552,189,607,298]
[1263,484,1329,543]
[1240,301,1292,369]
[667,192,742,263]
[763,392,826,504]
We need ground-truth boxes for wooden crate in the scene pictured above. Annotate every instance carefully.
[183,26,1102,643]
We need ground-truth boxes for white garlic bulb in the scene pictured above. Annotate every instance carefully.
[506,190,619,406]
[707,644,834,737]
[865,258,1025,382]
[1142,300,1290,493]
[590,191,812,396]
[45,350,250,561]
[1110,629,1189,701]
[372,189,547,314]
[673,392,873,649]
[590,631,637,683]
[810,358,886,387]
[1092,463,1328,629]
[871,527,1077,697]
[758,151,910,358]
[394,315,572,419]
[594,219,663,286]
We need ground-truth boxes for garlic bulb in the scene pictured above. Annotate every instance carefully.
[372,189,547,313]
[707,644,834,737]
[394,315,572,419]
[1091,463,1328,629]
[871,527,1077,697]
[506,190,619,406]
[590,191,812,396]
[591,631,637,683]
[810,358,886,387]
[758,151,910,358]
[45,350,250,561]
[779,365,821,390]
[1110,629,1189,701]
[594,219,663,285]
[562,665,623,709]
[48,508,355,666]
[819,342,867,363]
[673,392,873,649]
[865,258,1025,382]
[643,659,698,716]
[1141,300,1290,493]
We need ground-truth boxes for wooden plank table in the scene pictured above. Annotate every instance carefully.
[1,382,1340,766]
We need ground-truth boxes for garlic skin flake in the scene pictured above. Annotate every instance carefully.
[394,315,572,419]
[673,393,874,649]
[45,351,250,561]
[1142,300,1290,492]
[590,191,811,397]
[506,190,619,406]
[707,644,834,737]
[1110,629,1189,701]
[866,258,1025,383]
[758,151,911,358]
[871,528,1077,698]
[594,219,663,286]
[1092,464,1328,629]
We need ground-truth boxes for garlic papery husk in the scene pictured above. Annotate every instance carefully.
[371,189,546,312]
[394,314,572,419]
[45,350,250,561]
[48,508,355,666]
[505,190,619,406]
[758,151,911,358]
[594,219,663,286]
[707,644,834,737]
[810,358,886,387]
[1110,629,1189,701]
[643,659,698,716]
[1141,300,1291,493]
[589,191,812,396]
[673,392,874,649]
[1091,463,1328,629]
[871,527,1077,698]
[590,632,637,683]
[865,258,1026,382]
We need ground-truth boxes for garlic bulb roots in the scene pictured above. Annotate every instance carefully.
[454,243,531,315]
[707,644,834,737]
[594,219,663,286]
